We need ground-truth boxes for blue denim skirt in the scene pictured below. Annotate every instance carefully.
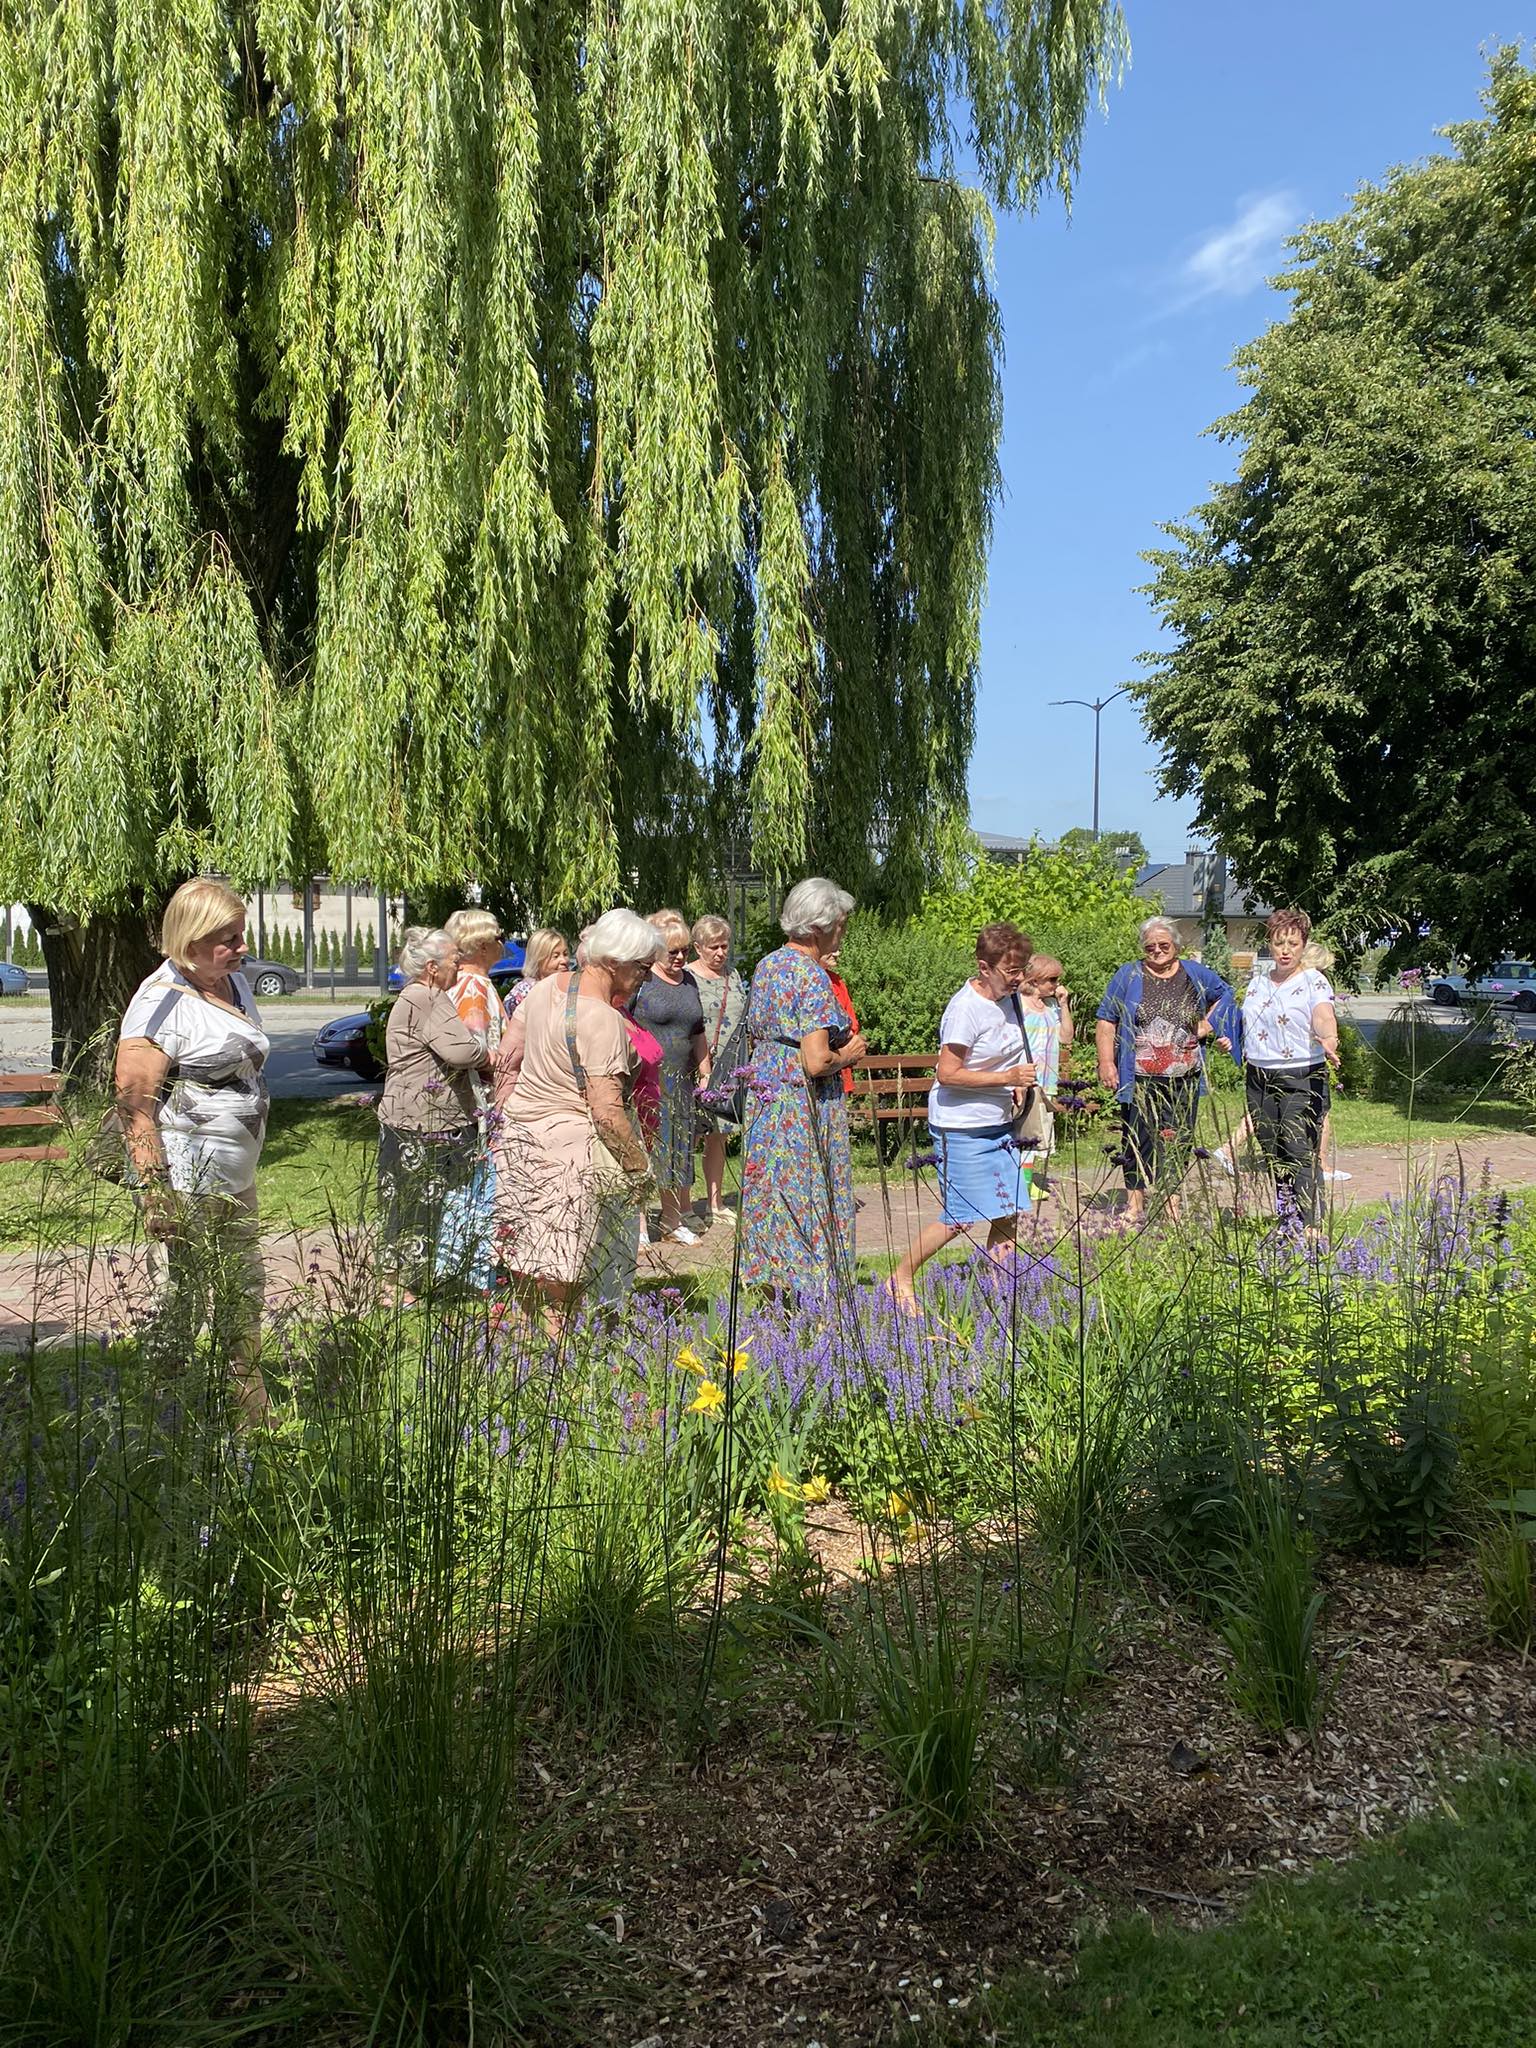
[937,1123,1028,1226]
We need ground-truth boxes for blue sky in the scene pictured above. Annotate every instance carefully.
[971,0,1519,860]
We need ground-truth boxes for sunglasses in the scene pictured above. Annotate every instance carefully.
[665,946,688,959]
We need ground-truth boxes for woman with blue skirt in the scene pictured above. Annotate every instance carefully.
[887,923,1036,1313]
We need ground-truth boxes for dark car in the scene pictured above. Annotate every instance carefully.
[312,1011,383,1081]
[0,960,29,997]
[239,956,302,999]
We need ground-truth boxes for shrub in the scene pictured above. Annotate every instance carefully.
[836,921,973,1055]
[1335,1015,1372,1098]
[836,848,1144,1055]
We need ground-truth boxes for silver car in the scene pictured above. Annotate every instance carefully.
[1430,959,1536,1013]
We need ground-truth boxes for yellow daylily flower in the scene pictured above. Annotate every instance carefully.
[687,1379,726,1416]
[887,1489,913,1521]
[726,1347,751,1375]
[766,1463,801,1499]
[675,1345,706,1376]
[800,1474,831,1505]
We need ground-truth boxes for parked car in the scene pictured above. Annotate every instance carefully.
[239,955,302,999]
[384,937,526,993]
[0,960,29,997]
[1430,960,1536,1012]
[312,1012,383,1081]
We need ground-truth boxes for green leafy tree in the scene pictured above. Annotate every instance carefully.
[1138,53,1536,974]
[1058,826,1147,870]
[0,0,1124,1070]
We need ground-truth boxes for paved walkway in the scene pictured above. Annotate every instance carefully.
[3,1130,1533,1351]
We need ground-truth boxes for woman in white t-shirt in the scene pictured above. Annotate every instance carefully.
[1235,909,1340,1224]
[887,922,1036,1313]
[116,879,272,1426]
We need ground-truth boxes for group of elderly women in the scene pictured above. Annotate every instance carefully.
[372,902,764,1328]
[368,883,864,1324]
[112,874,1341,1426]
[1095,907,1341,1225]
[885,905,1341,1303]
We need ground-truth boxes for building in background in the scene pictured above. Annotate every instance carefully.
[1135,851,1270,966]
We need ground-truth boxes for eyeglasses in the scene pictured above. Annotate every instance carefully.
[665,947,688,959]
[1144,942,1176,956]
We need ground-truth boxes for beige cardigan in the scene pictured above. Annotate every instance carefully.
[379,982,483,1133]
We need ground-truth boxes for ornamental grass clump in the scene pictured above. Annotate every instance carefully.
[1217,1489,1332,1735]
[0,1343,274,2039]
[1476,1494,1536,1654]
[858,1577,992,1845]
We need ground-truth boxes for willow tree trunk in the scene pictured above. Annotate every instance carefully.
[29,899,164,1087]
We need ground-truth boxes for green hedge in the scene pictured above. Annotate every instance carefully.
[836,850,1146,1056]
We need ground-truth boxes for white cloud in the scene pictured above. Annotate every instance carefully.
[1172,190,1300,310]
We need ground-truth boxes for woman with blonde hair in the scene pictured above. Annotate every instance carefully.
[503,927,570,1018]
[688,912,747,1227]
[442,906,505,1288]
[115,878,273,1426]
[445,906,506,1057]
[628,911,707,1242]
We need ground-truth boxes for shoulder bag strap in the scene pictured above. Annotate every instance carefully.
[563,969,592,1100]
[704,972,731,1061]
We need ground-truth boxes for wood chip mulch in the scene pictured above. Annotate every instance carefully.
[522,1554,1534,2048]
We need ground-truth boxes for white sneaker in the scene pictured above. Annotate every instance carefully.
[667,1224,701,1246]
[1212,1151,1236,1176]
[1325,1169,1352,1182]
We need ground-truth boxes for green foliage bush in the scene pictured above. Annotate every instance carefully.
[836,922,973,1056]
[1335,1015,1372,1098]
[838,850,1144,1054]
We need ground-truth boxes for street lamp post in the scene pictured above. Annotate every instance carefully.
[1050,686,1130,840]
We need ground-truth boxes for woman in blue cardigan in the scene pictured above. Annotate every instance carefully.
[1095,917,1240,1225]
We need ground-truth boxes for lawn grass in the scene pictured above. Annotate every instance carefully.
[1327,1093,1529,1147]
[949,1760,1536,2048]
[1196,1087,1527,1152]
[0,1097,381,1250]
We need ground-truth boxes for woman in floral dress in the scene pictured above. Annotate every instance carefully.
[740,878,866,1294]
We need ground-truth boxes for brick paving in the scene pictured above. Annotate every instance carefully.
[2,1130,1533,1351]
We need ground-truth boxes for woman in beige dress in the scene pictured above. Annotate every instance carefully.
[494,909,657,1327]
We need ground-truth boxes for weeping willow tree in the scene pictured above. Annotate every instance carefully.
[0,0,1124,1061]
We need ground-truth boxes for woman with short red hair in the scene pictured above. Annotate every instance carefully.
[887,922,1035,1312]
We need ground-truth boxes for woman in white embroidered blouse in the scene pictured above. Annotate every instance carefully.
[116,878,273,1427]
[1237,908,1340,1224]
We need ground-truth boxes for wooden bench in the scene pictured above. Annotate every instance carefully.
[850,1054,937,1125]
[0,1072,67,1163]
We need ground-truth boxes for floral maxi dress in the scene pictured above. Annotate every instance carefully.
[740,947,855,1292]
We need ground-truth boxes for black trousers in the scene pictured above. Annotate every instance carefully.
[1245,1063,1330,1222]
[1122,1076,1200,1193]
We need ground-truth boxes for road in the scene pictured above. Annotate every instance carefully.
[0,997,380,1099]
